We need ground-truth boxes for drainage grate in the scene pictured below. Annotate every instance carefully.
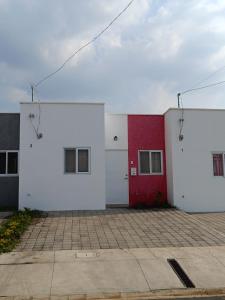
[167,258,195,288]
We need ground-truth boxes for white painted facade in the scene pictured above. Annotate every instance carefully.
[105,114,129,205]
[19,102,105,211]
[16,103,225,212]
[165,108,225,212]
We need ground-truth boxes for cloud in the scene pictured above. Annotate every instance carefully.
[7,87,30,103]
[0,0,225,113]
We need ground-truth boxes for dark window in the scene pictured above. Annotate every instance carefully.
[8,152,18,174]
[0,152,6,174]
[65,149,76,173]
[78,149,89,173]
[213,153,224,176]
[139,151,150,174]
[151,152,162,173]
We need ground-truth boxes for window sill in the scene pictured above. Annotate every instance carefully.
[0,174,19,177]
[64,172,91,175]
[139,173,164,176]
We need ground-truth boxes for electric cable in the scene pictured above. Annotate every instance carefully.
[34,0,135,88]
[188,64,225,91]
[180,79,225,95]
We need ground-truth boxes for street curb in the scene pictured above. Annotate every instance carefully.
[1,288,225,300]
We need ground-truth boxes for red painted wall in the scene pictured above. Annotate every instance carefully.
[128,115,167,207]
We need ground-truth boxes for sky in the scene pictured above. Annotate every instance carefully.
[0,0,225,113]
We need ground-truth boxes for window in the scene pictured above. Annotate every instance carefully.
[0,152,6,174]
[151,151,162,173]
[64,148,90,174]
[139,151,150,174]
[213,153,224,177]
[65,149,76,173]
[78,149,89,173]
[139,150,163,175]
[0,151,18,175]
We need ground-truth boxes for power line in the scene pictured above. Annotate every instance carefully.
[177,62,225,107]
[188,64,225,91]
[34,0,135,88]
[181,79,225,95]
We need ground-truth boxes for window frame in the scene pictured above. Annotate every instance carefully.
[64,147,91,175]
[212,151,225,177]
[76,147,91,174]
[138,150,163,176]
[0,150,19,177]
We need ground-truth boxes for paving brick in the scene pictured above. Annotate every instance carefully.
[13,209,225,251]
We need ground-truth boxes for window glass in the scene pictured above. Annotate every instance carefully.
[8,152,18,174]
[213,153,224,176]
[139,151,150,174]
[0,152,6,174]
[151,152,162,173]
[78,149,89,173]
[65,149,76,173]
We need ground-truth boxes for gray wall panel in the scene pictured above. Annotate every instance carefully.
[0,177,19,210]
[0,113,20,210]
[0,113,20,150]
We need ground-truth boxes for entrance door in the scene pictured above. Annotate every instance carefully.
[106,150,129,205]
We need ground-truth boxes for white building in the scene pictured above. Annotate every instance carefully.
[1,102,225,212]
[19,102,105,210]
[165,108,225,212]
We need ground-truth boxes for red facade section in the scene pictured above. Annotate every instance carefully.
[128,115,167,207]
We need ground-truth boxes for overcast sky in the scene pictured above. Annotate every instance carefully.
[1,0,225,113]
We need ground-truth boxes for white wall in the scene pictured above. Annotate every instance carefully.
[165,108,225,212]
[105,114,128,150]
[105,150,128,205]
[164,112,174,206]
[105,114,128,205]
[19,102,105,211]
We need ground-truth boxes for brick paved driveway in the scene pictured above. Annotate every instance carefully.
[15,209,225,251]
[192,212,225,232]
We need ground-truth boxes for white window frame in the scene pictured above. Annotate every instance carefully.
[138,150,163,175]
[76,147,91,174]
[0,150,19,177]
[64,147,91,174]
[212,151,225,177]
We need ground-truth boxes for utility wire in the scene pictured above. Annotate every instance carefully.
[34,0,135,88]
[180,79,225,95]
[192,66,225,88]
[188,64,225,91]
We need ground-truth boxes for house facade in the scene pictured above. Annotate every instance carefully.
[0,102,225,212]
[19,102,105,211]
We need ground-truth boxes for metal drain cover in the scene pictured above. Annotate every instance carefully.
[76,252,97,258]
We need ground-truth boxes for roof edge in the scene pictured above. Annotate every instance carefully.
[164,107,225,114]
[20,101,105,105]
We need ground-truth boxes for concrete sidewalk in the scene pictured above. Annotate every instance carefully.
[1,246,225,298]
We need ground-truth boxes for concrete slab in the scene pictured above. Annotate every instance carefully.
[51,260,150,295]
[178,257,225,288]
[0,251,54,265]
[149,246,213,260]
[209,246,225,258]
[1,247,225,297]
[138,258,184,290]
[128,248,156,259]
[0,263,53,297]
[55,249,134,263]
